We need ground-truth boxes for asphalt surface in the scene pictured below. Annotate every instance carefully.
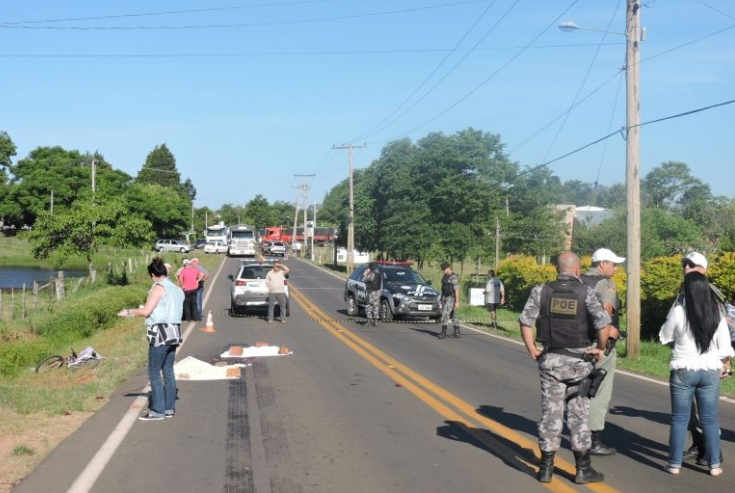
[12,257,735,492]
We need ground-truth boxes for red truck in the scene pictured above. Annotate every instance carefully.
[263,226,336,245]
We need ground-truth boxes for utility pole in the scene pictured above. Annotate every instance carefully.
[332,143,367,273]
[50,190,54,215]
[495,217,500,266]
[91,154,97,195]
[311,202,317,261]
[293,174,315,258]
[625,0,642,359]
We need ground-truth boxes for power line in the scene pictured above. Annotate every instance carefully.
[540,0,622,163]
[0,0,492,31]
[695,0,735,21]
[348,0,504,143]
[0,0,337,26]
[516,96,735,179]
[0,43,624,58]
[371,0,582,145]
[594,69,625,186]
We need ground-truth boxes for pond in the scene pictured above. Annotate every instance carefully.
[0,266,87,289]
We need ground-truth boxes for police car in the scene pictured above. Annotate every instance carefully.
[344,261,440,321]
[229,260,290,317]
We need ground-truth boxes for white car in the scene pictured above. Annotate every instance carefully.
[154,239,191,253]
[229,261,290,316]
[203,240,228,254]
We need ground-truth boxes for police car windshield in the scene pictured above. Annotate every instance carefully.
[382,268,425,284]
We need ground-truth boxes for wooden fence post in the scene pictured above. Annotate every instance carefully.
[56,271,65,300]
[22,283,26,319]
[11,287,15,320]
[33,281,38,310]
[128,258,133,273]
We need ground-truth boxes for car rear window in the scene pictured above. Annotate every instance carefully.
[239,266,273,279]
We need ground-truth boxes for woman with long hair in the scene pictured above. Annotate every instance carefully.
[660,271,733,476]
[118,257,185,421]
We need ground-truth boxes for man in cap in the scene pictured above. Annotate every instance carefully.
[581,248,626,456]
[438,262,461,339]
[677,252,724,464]
[266,262,290,323]
[364,263,382,326]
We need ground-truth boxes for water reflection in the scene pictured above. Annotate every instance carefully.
[0,266,87,289]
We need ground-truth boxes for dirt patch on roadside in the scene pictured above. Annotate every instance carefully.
[0,410,93,493]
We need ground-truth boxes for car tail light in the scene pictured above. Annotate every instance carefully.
[235,280,246,286]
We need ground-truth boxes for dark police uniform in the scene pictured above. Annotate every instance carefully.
[519,274,611,453]
[364,267,382,325]
[440,271,460,338]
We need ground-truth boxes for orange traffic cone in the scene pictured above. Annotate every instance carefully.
[200,310,216,333]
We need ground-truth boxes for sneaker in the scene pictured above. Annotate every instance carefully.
[267,320,274,324]
[280,319,286,323]
[164,412,174,419]
[138,413,164,421]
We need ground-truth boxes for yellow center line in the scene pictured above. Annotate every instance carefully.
[291,287,623,493]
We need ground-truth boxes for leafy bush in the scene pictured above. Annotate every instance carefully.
[709,251,735,301]
[641,256,683,339]
[0,339,52,376]
[497,255,555,309]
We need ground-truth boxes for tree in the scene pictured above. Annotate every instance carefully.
[0,130,16,167]
[0,147,90,226]
[125,183,190,238]
[23,194,153,279]
[137,144,181,188]
[217,203,247,226]
[245,195,278,230]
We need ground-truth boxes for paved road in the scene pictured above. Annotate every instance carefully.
[13,257,735,492]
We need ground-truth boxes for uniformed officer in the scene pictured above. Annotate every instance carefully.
[581,248,626,456]
[519,251,612,484]
[364,263,382,327]
[439,262,461,339]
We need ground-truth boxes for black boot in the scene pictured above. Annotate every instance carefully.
[537,451,555,483]
[438,326,447,339]
[590,430,616,456]
[451,325,461,338]
[574,450,604,484]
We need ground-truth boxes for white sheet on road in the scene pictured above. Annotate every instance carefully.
[220,346,293,358]
[174,356,250,381]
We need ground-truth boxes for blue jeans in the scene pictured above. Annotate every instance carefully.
[196,286,204,318]
[148,345,178,417]
[668,369,721,469]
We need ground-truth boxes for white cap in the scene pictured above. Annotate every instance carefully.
[182,259,190,265]
[682,252,708,270]
[592,248,626,264]
[190,258,199,263]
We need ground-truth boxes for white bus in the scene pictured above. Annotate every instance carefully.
[228,224,256,257]
[205,222,229,244]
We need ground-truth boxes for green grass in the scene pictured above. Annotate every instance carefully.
[12,445,35,457]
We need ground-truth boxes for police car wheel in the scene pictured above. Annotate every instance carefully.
[380,300,393,322]
[346,295,358,317]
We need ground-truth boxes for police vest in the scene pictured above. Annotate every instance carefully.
[441,274,456,297]
[536,279,595,348]
[366,270,382,291]
[580,274,620,328]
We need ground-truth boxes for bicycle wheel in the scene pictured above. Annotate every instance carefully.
[36,356,64,373]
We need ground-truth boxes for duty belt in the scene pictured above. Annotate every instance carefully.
[546,348,587,360]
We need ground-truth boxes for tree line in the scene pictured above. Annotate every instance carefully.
[317,128,735,266]
[0,131,296,272]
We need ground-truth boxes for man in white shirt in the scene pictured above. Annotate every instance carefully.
[265,262,290,323]
[484,270,505,329]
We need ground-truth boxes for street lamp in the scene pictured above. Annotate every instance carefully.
[559,0,642,359]
[558,20,625,36]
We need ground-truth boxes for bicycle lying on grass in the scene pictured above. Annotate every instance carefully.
[35,346,103,373]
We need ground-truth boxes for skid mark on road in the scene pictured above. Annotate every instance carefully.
[225,377,255,493]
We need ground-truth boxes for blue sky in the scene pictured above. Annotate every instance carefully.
[1,0,733,210]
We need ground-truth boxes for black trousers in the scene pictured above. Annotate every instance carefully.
[183,290,199,321]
